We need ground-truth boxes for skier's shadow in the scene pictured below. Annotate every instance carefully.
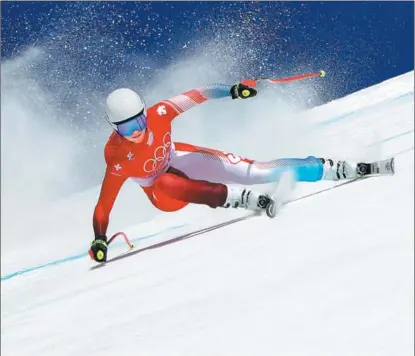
[89,215,252,271]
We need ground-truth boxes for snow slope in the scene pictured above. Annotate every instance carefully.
[2,71,414,356]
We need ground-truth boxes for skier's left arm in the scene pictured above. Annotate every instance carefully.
[156,81,257,121]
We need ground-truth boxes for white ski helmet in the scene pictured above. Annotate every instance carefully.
[105,88,147,133]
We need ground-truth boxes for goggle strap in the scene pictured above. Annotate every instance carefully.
[113,108,145,125]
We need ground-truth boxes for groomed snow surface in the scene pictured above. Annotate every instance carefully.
[2,71,414,356]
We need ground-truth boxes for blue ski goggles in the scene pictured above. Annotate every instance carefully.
[116,111,147,137]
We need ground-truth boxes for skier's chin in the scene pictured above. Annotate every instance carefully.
[125,130,146,143]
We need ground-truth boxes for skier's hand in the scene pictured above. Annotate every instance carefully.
[89,236,108,263]
[230,83,257,99]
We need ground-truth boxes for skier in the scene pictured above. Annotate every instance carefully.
[90,81,394,262]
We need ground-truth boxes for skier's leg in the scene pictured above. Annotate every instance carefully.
[141,170,228,212]
[148,171,268,214]
[153,173,227,208]
[170,142,361,184]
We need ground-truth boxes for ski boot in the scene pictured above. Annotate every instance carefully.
[222,185,275,217]
[320,157,395,181]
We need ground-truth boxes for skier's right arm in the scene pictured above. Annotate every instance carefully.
[93,165,127,239]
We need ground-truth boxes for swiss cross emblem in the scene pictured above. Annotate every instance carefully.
[157,105,167,116]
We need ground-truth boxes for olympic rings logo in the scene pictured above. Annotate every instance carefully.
[143,132,172,174]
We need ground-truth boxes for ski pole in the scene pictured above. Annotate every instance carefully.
[107,231,134,249]
[242,70,326,87]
